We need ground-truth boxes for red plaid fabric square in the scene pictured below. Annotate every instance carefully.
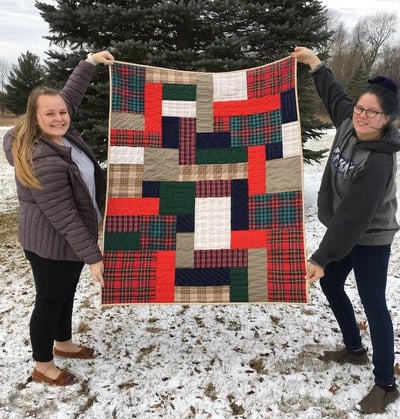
[267,229,307,303]
[110,128,161,147]
[247,58,295,99]
[179,117,196,165]
[103,251,157,304]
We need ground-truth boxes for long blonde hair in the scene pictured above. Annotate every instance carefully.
[12,87,60,189]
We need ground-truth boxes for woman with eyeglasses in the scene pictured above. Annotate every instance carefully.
[292,46,400,414]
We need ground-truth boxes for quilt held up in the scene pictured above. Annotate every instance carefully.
[102,56,308,305]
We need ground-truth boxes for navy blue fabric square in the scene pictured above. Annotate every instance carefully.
[196,132,231,148]
[175,268,230,286]
[281,89,297,123]
[231,179,249,230]
[176,215,195,232]
[142,181,160,197]
[266,143,283,160]
[162,117,180,148]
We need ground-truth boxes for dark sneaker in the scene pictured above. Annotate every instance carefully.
[318,347,368,365]
[356,384,399,414]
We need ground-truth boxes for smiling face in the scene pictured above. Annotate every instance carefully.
[36,94,70,143]
[352,93,390,141]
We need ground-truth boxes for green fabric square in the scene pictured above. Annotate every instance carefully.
[160,182,196,215]
[270,110,282,143]
[279,206,297,224]
[256,208,272,227]
[163,84,197,101]
[111,64,145,113]
[142,218,177,250]
[104,232,140,250]
[230,268,248,302]
[196,147,247,164]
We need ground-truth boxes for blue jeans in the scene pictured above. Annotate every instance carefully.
[320,244,395,386]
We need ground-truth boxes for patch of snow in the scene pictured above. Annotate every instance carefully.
[1,127,400,418]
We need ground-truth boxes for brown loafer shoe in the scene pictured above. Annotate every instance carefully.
[54,345,96,359]
[318,347,368,365]
[357,384,399,413]
[32,368,78,386]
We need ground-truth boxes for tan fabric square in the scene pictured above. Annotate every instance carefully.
[266,156,302,193]
[143,148,179,181]
[176,233,195,250]
[110,112,145,130]
[196,73,214,133]
[176,233,195,267]
[107,164,144,197]
[179,163,248,181]
[145,67,197,84]
[176,250,194,268]
[248,248,267,302]
[175,286,230,303]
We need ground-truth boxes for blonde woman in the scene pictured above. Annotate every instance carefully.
[3,50,114,385]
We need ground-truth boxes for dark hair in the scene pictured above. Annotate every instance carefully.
[356,76,400,121]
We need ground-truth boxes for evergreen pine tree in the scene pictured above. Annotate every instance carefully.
[346,64,368,103]
[36,0,332,162]
[4,51,46,115]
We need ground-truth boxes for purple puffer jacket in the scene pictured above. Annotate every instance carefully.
[3,60,104,264]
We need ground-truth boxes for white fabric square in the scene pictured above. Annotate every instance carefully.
[109,146,144,164]
[213,71,248,101]
[282,121,301,158]
[194,197,231,250]
[162,100,196,117]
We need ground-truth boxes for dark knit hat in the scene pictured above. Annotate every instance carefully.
[368,76,399,94]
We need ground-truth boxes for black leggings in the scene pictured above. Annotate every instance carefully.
[24,250,84,362]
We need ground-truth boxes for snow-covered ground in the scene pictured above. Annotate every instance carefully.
[1,126,400,418]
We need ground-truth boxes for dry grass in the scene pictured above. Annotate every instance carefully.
[0,212,28,280]
[0,211,17,242]
[0,114,19,126]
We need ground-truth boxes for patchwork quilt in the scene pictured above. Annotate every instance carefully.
[102,56,308,305]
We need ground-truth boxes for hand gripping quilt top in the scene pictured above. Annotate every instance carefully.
[102,56,308,305]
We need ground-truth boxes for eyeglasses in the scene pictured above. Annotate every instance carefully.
[353,105,385,118]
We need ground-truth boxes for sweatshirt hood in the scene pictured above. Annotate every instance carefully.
[355,124,400,154]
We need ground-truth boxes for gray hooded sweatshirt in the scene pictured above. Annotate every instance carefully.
[310,65,400,268]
